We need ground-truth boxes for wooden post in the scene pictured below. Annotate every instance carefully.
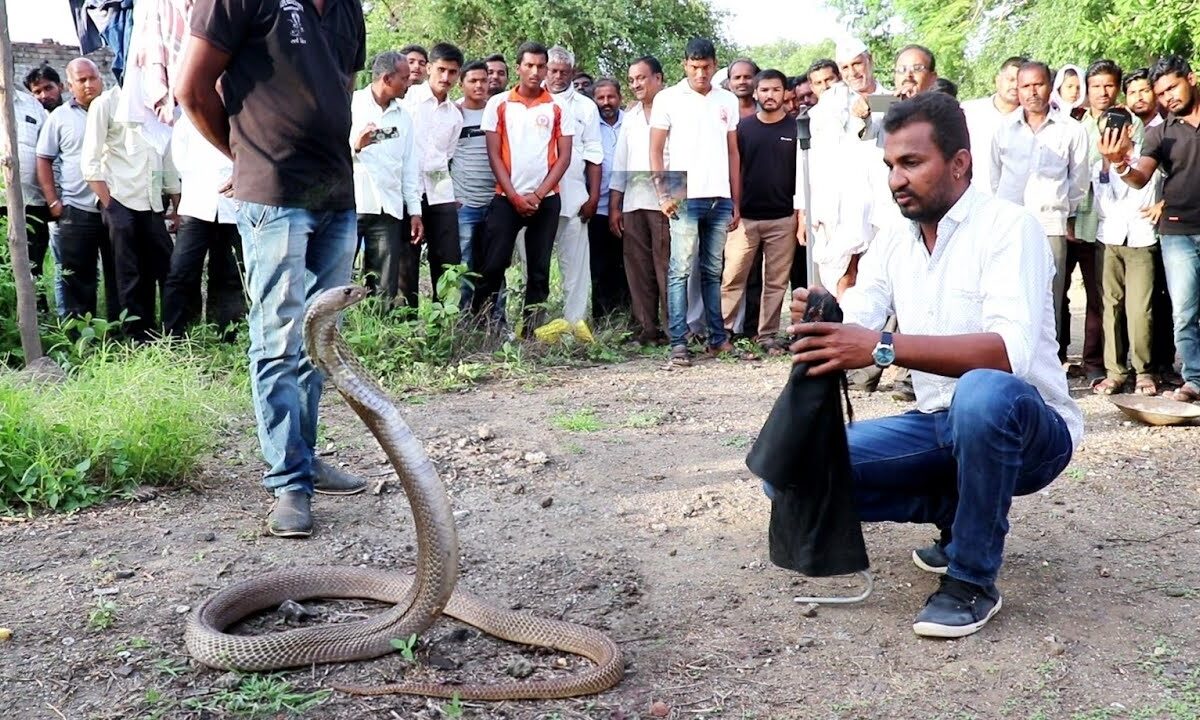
[0,0,45,364]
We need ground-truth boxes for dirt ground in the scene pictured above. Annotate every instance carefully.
[3,321,1200,720]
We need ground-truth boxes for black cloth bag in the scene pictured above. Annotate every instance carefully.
[745,289,870,577]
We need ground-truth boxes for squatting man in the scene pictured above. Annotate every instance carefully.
[773,92,1084,638]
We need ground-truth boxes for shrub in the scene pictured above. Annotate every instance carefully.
[0,343,240,514]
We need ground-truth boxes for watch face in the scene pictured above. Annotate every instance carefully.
[873,346,896,366]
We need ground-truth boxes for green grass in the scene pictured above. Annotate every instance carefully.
[182,674,331,717]
[623,410,667,428]
[87,599,117,631]
[0,342,240,514]
[551,408,604,432]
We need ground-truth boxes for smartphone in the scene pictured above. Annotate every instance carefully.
[369,126,400,143]
[1101,107,1131,134]
[866,93,900,113]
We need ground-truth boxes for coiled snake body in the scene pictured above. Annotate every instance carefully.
[183,285,624,699]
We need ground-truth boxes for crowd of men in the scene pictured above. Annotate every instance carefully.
[6,0,1198,639]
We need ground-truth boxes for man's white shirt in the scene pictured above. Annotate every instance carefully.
[961,94,1012,193]
[649,79,738,199]
[551,85,603,217]
[402,82,464,206]
[350,87,422,219]
[610,101,661,212]
[840,185,1084,448]
[171,112,237,223]
[990,110,1089,236]
[12,89,48,206]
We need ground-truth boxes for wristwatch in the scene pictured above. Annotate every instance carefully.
[872,331,895,368]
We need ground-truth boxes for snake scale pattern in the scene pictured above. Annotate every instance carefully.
[183,285,624,699]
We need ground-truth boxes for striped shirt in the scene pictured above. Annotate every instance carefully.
[482,89,574,196]
[451,106,496,209]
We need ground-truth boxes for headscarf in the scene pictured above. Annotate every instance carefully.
[1051,64,1086,114]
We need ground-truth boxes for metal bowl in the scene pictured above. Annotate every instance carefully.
[1108,395,1200,426]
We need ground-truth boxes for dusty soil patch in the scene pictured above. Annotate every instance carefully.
[2,353,1199,720]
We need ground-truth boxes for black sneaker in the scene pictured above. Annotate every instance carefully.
[912,576,1002,638]
[312,459,367,495]
[268,490,313,538]
[912,540,949,575]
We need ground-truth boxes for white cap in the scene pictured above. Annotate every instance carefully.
[712,67,729,87]
[835,37,869,64]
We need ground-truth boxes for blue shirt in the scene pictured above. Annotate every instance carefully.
[597,110,623,216]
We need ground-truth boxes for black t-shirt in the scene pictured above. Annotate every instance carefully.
[190,0,366,210]
[737,114,797,220]
[1144,116,1200,235]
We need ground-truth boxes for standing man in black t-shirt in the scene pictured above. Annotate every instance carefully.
[720,69,798,354]
[1101,55,1200,403]
[177,0,369,538]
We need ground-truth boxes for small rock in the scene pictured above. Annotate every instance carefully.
[61,637,76,646]
[796,637,816,649]
[277,599,314,623]
[115,664,136,677]
[445,628,475,644]
[0,628,11,642]
[797,602,819,618]
[453,510,471,520]
[649,700,670,718]
[650,523,668,533]
[92,587,119,596]
[500,450,521,460]
[512,484,526,495]
[505,657,534,679]
[540,497,554,509]
[553,657,569,668]
[215,671,242,689]
[114,570,135,580]
[174,605,191,615]
[477,425,495,441]
[427,652,460,670]
[667,549,677,557]
[524,452,549,465]
[195,532,216,542]
[1098,567,1111,578]
[455,437,469,449]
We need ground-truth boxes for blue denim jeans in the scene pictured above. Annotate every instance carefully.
[236,202,357,496]
[1159,234,1200,386]
[764,370,1073,587]
[48,222,67,318]
[667,197,732,347]
[457,203,488,308]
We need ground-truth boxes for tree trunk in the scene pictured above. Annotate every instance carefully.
[0,0,45,364]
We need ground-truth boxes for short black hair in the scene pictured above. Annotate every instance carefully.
[484,53,507,66]
[896,44,936,73]
[400,44,428,60]
[684,38,717,62]
[631,55,663,76]
[1000,56,1027,73]
[461,60,488,79]
[807,58,840,80]
[1124,67,1151,94]
[429,42,464,66]
[882,91,970,161]
[593,77,620,94]
[1150,55,1192,86]
[933,77,958,97]
[1019,60,1053,85]
[574,70,594,82]
[755,69,788,88]
[787,75,804,90]
[729,58,760,76]
[23,64,61,90]
[1086,58,1122,86]
[515,42,549,65]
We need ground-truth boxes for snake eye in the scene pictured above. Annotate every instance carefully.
[342,288,353,296]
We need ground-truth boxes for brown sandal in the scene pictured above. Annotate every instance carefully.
[1135,376,1158,396]
[1093,378,1123,395]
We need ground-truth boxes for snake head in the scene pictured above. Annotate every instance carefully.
[310,285,371,316]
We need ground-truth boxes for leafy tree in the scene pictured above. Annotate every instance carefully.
[364,0,733,83]
[737,39,838,77]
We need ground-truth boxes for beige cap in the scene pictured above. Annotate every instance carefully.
[835,37,869,64]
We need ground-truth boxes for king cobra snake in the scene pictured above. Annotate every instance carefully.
[183,285,624,700]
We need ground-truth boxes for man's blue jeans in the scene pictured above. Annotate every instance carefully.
[766,370,1073,587]
[236,202,357,496]
[1160,234,1200,386]
[457,203,488,309]
[667,197,732,347]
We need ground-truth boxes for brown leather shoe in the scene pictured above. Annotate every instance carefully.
[707,341,736,357]
[268,491,312,538]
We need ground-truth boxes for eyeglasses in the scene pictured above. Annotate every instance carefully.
[894,64,929,76]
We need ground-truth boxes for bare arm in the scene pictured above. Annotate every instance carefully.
[175,35,234,159]
[727,130,741,229]
[36,157,59,214]
[790,323,1012,376]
